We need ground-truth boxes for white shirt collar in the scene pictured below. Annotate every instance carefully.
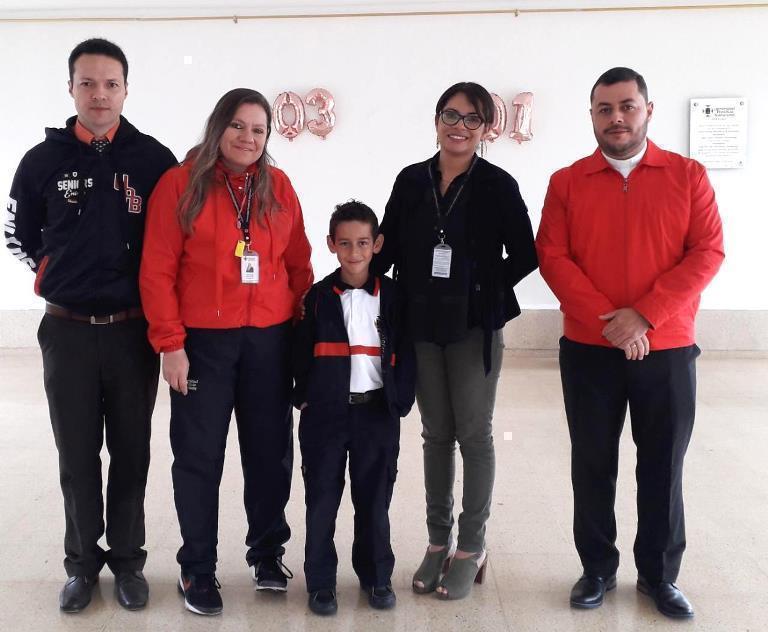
[602,140,647,179]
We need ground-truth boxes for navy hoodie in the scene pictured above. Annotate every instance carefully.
[5,115,176,315]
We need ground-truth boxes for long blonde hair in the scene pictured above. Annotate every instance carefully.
[176,88,277,234]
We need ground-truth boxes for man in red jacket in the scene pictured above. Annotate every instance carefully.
[536,67,724,619]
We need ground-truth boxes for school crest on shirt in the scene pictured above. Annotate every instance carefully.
[114,173,143,214]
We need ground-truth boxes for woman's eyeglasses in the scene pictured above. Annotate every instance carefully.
[439,109,484,130]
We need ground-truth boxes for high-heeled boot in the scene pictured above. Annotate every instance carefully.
[412,538,456,594]
[435,550,488,600]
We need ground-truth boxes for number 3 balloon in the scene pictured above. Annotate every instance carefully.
[305,88,336,140]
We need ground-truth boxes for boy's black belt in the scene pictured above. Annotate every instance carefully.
[45,302,145,325]
[348,389,384,405]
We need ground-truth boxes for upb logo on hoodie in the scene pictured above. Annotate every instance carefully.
[114,173,143,214]
[57,172,93,204]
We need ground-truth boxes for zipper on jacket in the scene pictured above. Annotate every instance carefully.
[622,175,630,304]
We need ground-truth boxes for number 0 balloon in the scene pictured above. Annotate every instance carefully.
[485,93,507,143]
[273,91,305,141]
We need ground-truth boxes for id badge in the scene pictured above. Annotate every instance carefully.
[432,243,452,278]
[241,250,259,284]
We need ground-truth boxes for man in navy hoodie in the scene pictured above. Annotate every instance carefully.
[4,38,176,612]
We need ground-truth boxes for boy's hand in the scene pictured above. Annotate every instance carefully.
[295,290,309,322]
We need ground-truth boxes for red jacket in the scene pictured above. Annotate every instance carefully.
[140,161,313,353]
[536,140,724,350]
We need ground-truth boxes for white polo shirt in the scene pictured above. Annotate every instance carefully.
[337,276,383,394]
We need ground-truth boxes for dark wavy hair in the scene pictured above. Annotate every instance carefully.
[435,82,495,129]
[329,199,379,240]
[590,67,649,103]
[177,88,276,234]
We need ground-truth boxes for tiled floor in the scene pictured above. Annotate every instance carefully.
[0,348,766,631]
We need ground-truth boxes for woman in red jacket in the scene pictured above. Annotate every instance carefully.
[140,88,313,616]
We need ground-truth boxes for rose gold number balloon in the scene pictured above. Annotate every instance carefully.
[485,93,507,143]
[273,91,305,141]
[305,88,336,140]
[509,92,533,143]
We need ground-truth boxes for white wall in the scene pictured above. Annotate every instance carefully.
[2,1,767,311]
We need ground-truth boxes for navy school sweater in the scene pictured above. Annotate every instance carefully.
[293,269,416,419]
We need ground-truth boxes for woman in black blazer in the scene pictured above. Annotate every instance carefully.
[374,81,537,600]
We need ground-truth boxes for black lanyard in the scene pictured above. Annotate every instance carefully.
[428,155,477,244]
[224,174,254,245]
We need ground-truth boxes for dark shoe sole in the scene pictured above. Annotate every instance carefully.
[116,598,147,611]
[570,576,617,609]
[636,579,694,619]
[308,594,338,616]
[60,603,90,614]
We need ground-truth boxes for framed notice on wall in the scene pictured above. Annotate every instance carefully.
[689,98,747,169]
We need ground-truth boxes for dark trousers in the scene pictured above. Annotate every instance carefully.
[37,314,158,577]
[170,323,293,575]
[559,337,700,584]
[299,397,400,592]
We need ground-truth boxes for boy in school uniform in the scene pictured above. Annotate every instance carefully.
[293,200,416,615]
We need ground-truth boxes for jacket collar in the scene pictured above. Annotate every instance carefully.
[583,138,670,174]
[216,159,259,182]
[331,269,380,296]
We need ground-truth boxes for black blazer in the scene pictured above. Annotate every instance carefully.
[374,154,538,371]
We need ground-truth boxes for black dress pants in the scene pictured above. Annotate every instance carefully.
[170,323,293,575]
[299,398,400,592]
[559,337,699,584]
[37,314,158,577]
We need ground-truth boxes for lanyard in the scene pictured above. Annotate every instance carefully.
[224,174,254,245]
[428,155,477,244]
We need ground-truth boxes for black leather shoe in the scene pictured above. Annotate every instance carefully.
[308,588,338,615]
[569,573,617,609]
[637,576,694,618]
[115,570,149,610]
[59,575,99,613]
[360,583,396,609]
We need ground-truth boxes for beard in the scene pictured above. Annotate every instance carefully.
[596,118,649,160]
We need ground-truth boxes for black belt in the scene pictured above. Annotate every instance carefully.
[45,303,144,325]
[348,389,384,405]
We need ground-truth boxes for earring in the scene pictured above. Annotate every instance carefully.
[436,134,440,149]
[480,139,487,158]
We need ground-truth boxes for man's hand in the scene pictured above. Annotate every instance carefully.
[622,334,651,361]
[163,348,190,395]
[599,308,651,349]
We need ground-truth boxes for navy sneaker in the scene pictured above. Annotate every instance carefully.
[178,571,222,616]
[308,588,338,615]
[251,557,294,592]
[360,582,396,609]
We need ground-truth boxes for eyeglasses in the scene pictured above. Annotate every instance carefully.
[439,109,484,130]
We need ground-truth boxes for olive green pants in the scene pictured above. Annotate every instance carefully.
[415,328,503,553]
